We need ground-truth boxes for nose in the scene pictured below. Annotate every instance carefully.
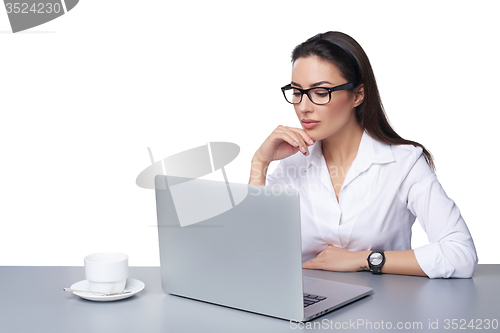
[298,93,314,113]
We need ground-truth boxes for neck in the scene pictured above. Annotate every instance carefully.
[322,123,364,166]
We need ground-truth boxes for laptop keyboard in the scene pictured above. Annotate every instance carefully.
[303,293,327,308]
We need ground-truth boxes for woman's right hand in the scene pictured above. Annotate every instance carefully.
[253,125,316,165]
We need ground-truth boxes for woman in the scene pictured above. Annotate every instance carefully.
[248,31,477,278]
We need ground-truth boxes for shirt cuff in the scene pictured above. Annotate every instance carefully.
[413,243,456,279]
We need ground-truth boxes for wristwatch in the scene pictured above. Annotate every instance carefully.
[367,250,385,275]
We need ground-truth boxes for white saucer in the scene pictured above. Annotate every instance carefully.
[69,278,145,302]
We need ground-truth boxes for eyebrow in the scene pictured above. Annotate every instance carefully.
[291,80,333,88]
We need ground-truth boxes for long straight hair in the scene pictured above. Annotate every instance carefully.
[291,31,435,172]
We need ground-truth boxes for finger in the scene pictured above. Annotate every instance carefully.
[302,259,321,270]
[302,261,314,269]
[282,129,311,156]
[289,127,316,146]
[269,127,300,151]
[274,126,312,156]
[280,132,301,151]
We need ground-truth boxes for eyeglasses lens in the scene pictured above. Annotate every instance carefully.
[284,88,330,105]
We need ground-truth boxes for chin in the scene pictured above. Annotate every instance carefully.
[304,129,326,142]
[303,130,318,142]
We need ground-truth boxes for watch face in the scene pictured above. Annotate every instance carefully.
[370,252,383,266]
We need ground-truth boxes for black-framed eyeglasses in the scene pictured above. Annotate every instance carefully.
[280,82,356,105]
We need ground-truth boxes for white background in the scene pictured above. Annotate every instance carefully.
[1,0,498,266]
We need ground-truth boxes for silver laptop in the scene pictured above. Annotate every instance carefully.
[154,174,372,322]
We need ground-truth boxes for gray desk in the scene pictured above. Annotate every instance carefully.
[1,265,499,333]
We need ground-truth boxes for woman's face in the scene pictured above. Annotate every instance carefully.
[291,56,363,141]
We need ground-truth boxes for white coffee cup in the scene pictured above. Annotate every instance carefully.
[84,252,128,294]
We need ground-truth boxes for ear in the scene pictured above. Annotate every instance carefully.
[353,84,365,108]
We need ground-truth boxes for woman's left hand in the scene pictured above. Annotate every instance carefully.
[302,245,370,272]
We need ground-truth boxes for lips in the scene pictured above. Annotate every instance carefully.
[301,120,320,129]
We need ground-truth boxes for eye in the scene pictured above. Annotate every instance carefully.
[292,89,302,97]
[312,91,328,98]
[312,87,329,95]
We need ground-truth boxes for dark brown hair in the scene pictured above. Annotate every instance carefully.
[292,31,435,172]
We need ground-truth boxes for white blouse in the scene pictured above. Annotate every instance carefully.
[266,130,478,278]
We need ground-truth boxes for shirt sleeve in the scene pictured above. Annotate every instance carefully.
[401,151,478,278]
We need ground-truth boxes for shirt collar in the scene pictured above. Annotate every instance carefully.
[305,130,395,171]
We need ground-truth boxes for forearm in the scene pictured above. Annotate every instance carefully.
[248,155,270,186]
[359,250,428,277]
[304,246,428,277]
